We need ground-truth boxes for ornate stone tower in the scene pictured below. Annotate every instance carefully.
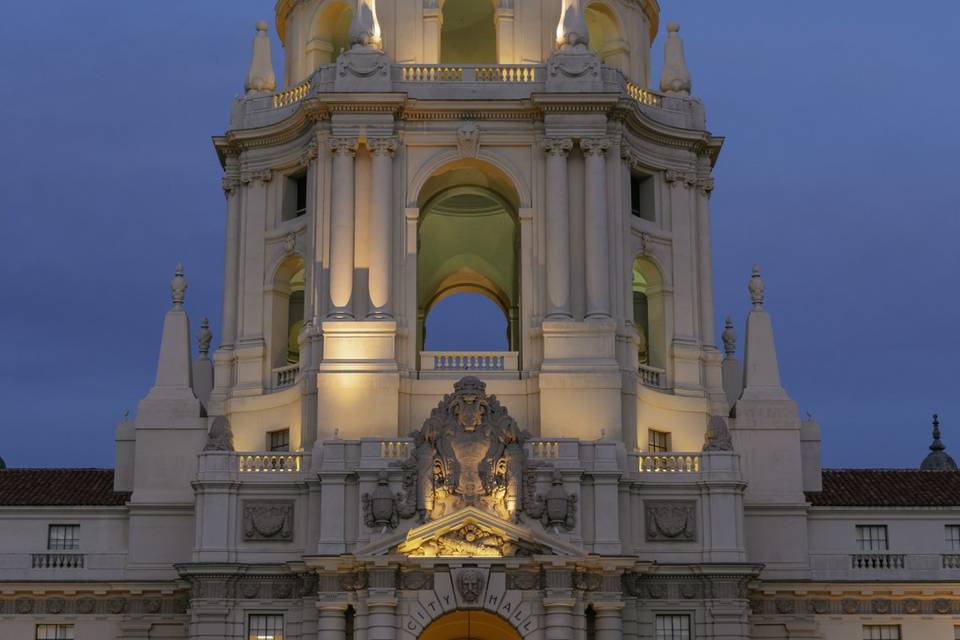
[209,0,726,455]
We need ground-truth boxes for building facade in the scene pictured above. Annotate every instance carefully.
[2,1,960,639]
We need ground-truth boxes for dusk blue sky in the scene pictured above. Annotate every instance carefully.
[1,2,957,469]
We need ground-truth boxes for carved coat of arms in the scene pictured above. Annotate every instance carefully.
[400,377,527,522]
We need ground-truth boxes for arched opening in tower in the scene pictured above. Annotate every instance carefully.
[440,0,497,65]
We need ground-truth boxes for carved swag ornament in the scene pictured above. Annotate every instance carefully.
[243,501,294,541]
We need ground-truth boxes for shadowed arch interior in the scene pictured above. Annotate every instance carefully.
[418,609,522,640]
[440,0,497,64]
[417,165,521,361]
[633,256,665,369]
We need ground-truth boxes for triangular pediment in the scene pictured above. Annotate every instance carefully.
[355,507,585,559]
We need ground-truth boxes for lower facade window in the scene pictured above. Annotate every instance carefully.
[863,625,901,640]
[648,429,670,453]
[36,625,74,640]
[248,614,284,640]
[655,614,691,640]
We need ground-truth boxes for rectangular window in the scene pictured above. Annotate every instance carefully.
[630,173,655,221]
[856,525,889,551]
[648,430,671,453]
[248,614,284,640]
[36,625,74,640]
[655,614,691,640]
[268,429,290,452]
[863,625,901,640]
[283,173,308,221]
[47,525,79,551]
[947,525,960,550]
[954,625,960,640]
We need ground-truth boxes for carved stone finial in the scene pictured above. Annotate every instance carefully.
[921,414,958,470]
[197,317,213,356]
[556,0,589,50]
[171,263,187,308]
[721,316,737,356]
[748,265,764,309]
[703,415,734,452]
[203,416,235,452]
[660,21,692,96]
[245,21,276,94]
[349,0,382,50]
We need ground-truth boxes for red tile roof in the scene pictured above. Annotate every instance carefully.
[0,469,130,507]
[808,469,960,507]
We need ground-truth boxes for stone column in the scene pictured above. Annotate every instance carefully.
[695,176,717,346]
[220,156,241,348]
[581,137,611,319]
[368,137,397,317]
[317,602,348,640]
[328,137,359,317]
[593,601,625,640]
[495,4,516,63]
[543,597,576,640]
[366,597,397,640]
[544,138,573,319]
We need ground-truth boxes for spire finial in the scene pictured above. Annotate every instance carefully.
[721,315,737,356]
[171,263,187,308]
[748,265,765,309]
[660,21,692,96]
[931,414,944,452]
[921,413,958,470]
[556,0,589,50]
[349,0,383,50]
[198,317,213,356]
[245,20,276,94]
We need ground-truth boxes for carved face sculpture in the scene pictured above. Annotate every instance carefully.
[453,392,485,432]
[458,569,484,603]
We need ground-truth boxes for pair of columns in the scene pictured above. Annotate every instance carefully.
[543,137,612,320]
[544,597,623,640]
[328,136,397,319]
[318,598,396,640]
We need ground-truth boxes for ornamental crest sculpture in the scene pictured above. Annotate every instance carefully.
[400,377,527,523]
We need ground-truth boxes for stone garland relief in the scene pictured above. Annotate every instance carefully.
[242,500,294,541]
[644,500,697,542]
[1,595,189,616]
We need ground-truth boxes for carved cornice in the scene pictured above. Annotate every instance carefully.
[664,170,698,186]
[751,594,960,617]
[0,593,189,616]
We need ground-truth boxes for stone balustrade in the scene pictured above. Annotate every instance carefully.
[272,79,310,108]
[638,364,666,389]
[273,363,299,389]
[626,80,663,107]
[944,554,960,569]
[420,351,519,372]
[851,553,906,570]
[379,440,411,459]
[238,452,302,473]
[32,553,84,569]
[637,453,702,473]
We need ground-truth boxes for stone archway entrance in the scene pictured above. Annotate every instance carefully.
[419,609,522,640]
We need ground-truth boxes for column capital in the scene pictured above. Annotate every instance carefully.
[299,140,320,167]
[221,176,241,195]
[580,137,611,156]
[696,176,715,196]
[328,137,359,156]
[664,169,697,186]
[240,169,273,184]
[590,600,626,612]
[368,136,398,156]
[542,137,573,156]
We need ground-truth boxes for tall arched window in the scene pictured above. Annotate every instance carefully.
[423,292,510,352]
[308,1,353,68]
[633,257,665,372]
[440,0,497,64]
[269,257,306,382]
[585,2,629,73]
